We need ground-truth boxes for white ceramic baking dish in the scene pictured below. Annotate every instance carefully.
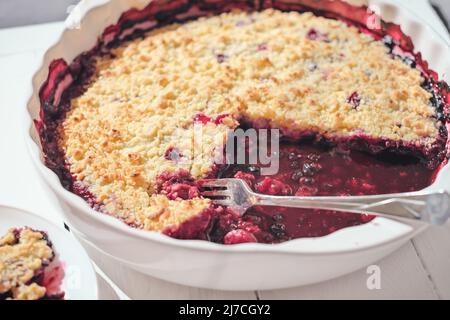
[24,0,450,290]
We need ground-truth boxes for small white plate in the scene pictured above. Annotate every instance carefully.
[0,205,98,299]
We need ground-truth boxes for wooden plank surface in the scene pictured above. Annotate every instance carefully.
[412,225,450,299]
[259,242,439,299]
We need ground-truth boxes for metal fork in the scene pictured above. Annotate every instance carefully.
[199,178,450,225]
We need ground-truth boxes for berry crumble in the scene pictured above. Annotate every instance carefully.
[0,228,64,300]
[36,1,450,244]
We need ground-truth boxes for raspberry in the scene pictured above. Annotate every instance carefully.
[223,229,257,244]
[256,177,292,196]
[295,186,319,196]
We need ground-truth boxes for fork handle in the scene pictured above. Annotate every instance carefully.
[253,190,450,225]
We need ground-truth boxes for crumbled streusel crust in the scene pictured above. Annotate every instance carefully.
[59,9,439,232]
[0,228,54,300]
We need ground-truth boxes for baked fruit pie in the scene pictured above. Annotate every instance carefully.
[0,228,64,300]
[37,1,450,244]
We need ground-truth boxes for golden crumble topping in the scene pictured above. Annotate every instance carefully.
[0,228,54,300]
[59,9,439,233]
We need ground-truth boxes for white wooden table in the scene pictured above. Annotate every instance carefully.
[1,0,449,299]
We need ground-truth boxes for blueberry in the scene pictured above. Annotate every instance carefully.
[435,112,445,121]
[291,170,304,181]
[307,61,318,72]
[272,214,284,222]
[299,177,315,185]
[421,79,432,91]
[402,56,416,68]
[302,162,318,176]
[269,223,286,238]
[382,35,396,50]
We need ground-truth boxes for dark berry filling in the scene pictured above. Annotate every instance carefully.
[205,136,434,243]
[153,130,436,244]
